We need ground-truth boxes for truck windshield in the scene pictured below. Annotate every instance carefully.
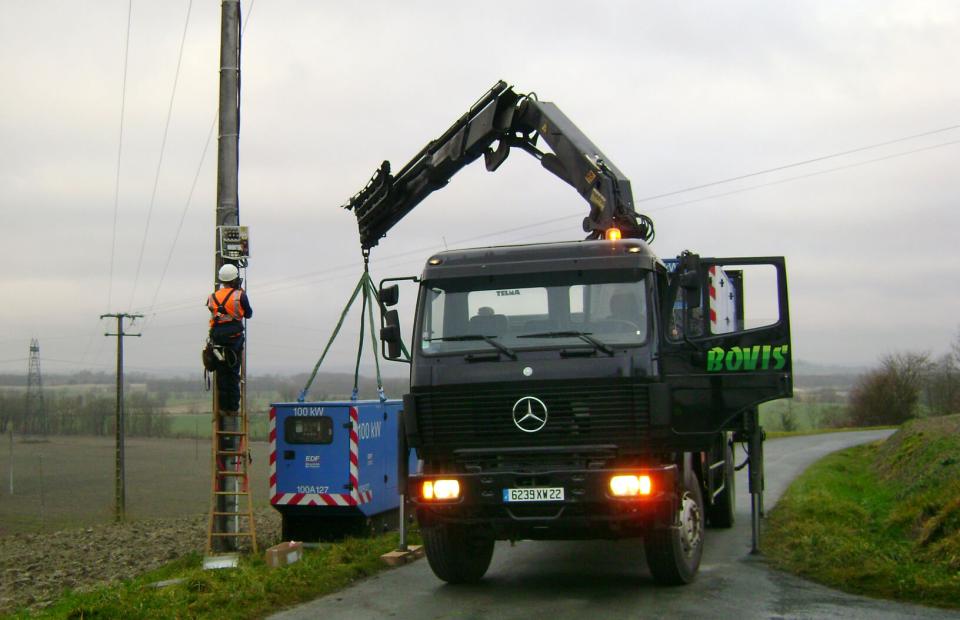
[418,270,650,356]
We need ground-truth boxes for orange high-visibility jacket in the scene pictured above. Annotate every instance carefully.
[207,287,246,327]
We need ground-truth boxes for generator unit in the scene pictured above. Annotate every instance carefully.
[270,399,417,540]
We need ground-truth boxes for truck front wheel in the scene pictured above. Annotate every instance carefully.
[422,523,495,584]
[644,468,704,585]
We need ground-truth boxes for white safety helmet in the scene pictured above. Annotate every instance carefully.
[218,263,240,283]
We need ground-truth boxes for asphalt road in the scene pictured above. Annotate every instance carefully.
[271,430,957,620]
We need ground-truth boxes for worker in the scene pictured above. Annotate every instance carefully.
[207,263,253,415]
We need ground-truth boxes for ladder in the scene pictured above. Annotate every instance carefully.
[206,350,258,555]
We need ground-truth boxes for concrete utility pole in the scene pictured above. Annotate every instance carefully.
[217,0,240,232]
[101,312,142,522]
[213,0,242,553]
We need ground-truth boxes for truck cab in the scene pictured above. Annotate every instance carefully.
[384,237,791,584]
[340,79,792,584]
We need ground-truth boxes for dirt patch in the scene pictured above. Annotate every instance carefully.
[0,435,283,614]
[0,509,282,614]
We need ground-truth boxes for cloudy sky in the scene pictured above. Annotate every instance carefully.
[1,0,958,380]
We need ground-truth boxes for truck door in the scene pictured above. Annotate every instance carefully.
[659,256,792,436]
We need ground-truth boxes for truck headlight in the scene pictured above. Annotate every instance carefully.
[423,479,460,501]
[610,474,652,497]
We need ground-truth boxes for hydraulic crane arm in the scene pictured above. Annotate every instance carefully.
[344,80,654,250]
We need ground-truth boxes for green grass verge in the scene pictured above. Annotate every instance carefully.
[8,533,417,620]
[763,415,960,609]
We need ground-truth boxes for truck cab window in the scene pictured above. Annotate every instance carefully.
[420,271,649,355]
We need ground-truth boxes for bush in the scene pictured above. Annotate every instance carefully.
[924,353,960,417]
[848,352,930,426]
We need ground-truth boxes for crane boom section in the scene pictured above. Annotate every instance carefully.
[344,80,652,249]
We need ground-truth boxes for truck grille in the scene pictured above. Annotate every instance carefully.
[413,379,650,452]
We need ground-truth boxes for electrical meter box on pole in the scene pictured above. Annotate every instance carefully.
[218,225,250,261]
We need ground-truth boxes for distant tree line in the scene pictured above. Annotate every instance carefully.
[846,329,960,426]
[0,370,409,438]
[0,370,130,387]
[0,390,170,437]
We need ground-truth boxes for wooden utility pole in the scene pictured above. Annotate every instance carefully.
[101,312,142,522]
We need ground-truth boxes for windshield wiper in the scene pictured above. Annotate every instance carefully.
[517,330,614,356]
[426,334,517,360]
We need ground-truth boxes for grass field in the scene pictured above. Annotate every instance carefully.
[764,414,960,608]
[0,436,274,536]
[167,413,271,441]
[759,398,848,431]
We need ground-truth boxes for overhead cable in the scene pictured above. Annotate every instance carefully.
[634,123,960,204]
[141,0,257,326]
[128,0,194,311]
[648,138,960,214]
[141,121,959,316]
[107,0,133,311]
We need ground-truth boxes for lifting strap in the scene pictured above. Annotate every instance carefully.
[299,251,405,403]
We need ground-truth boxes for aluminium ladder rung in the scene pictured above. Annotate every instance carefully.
[210,531,255,537]
[214,490,250,496]
[212,511,255,517]
[216,470,248,477]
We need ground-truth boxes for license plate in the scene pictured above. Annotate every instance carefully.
[503,487,565,502]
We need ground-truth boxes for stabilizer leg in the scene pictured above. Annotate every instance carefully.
[746,407,764,554]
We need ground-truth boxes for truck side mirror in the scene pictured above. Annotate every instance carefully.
[379,284,399,307]
[680,271,702,308]
[677,251,702,309]
[380,309,402,360]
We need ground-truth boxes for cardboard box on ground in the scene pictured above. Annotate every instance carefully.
[264,541,303,568]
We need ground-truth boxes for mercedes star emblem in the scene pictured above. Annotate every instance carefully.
[512,396,548,433]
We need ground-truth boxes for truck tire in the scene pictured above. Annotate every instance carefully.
[644,468,704,585]
[707,438,736,528]
[422,523,495,584]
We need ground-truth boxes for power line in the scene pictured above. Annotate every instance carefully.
[633,123,960,204]
[141,0,257,325]
[137,212,577,315]
[145,115,216,320]
[138,121,960,317]
[648,138,960,214]
[128,0,194,311]
[107,0,133,312]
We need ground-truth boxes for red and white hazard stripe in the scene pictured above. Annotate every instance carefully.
[347,406,374,504]
[708,266,718,331]
[270,406,373,507]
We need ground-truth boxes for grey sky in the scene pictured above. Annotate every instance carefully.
[1,1,958,379]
